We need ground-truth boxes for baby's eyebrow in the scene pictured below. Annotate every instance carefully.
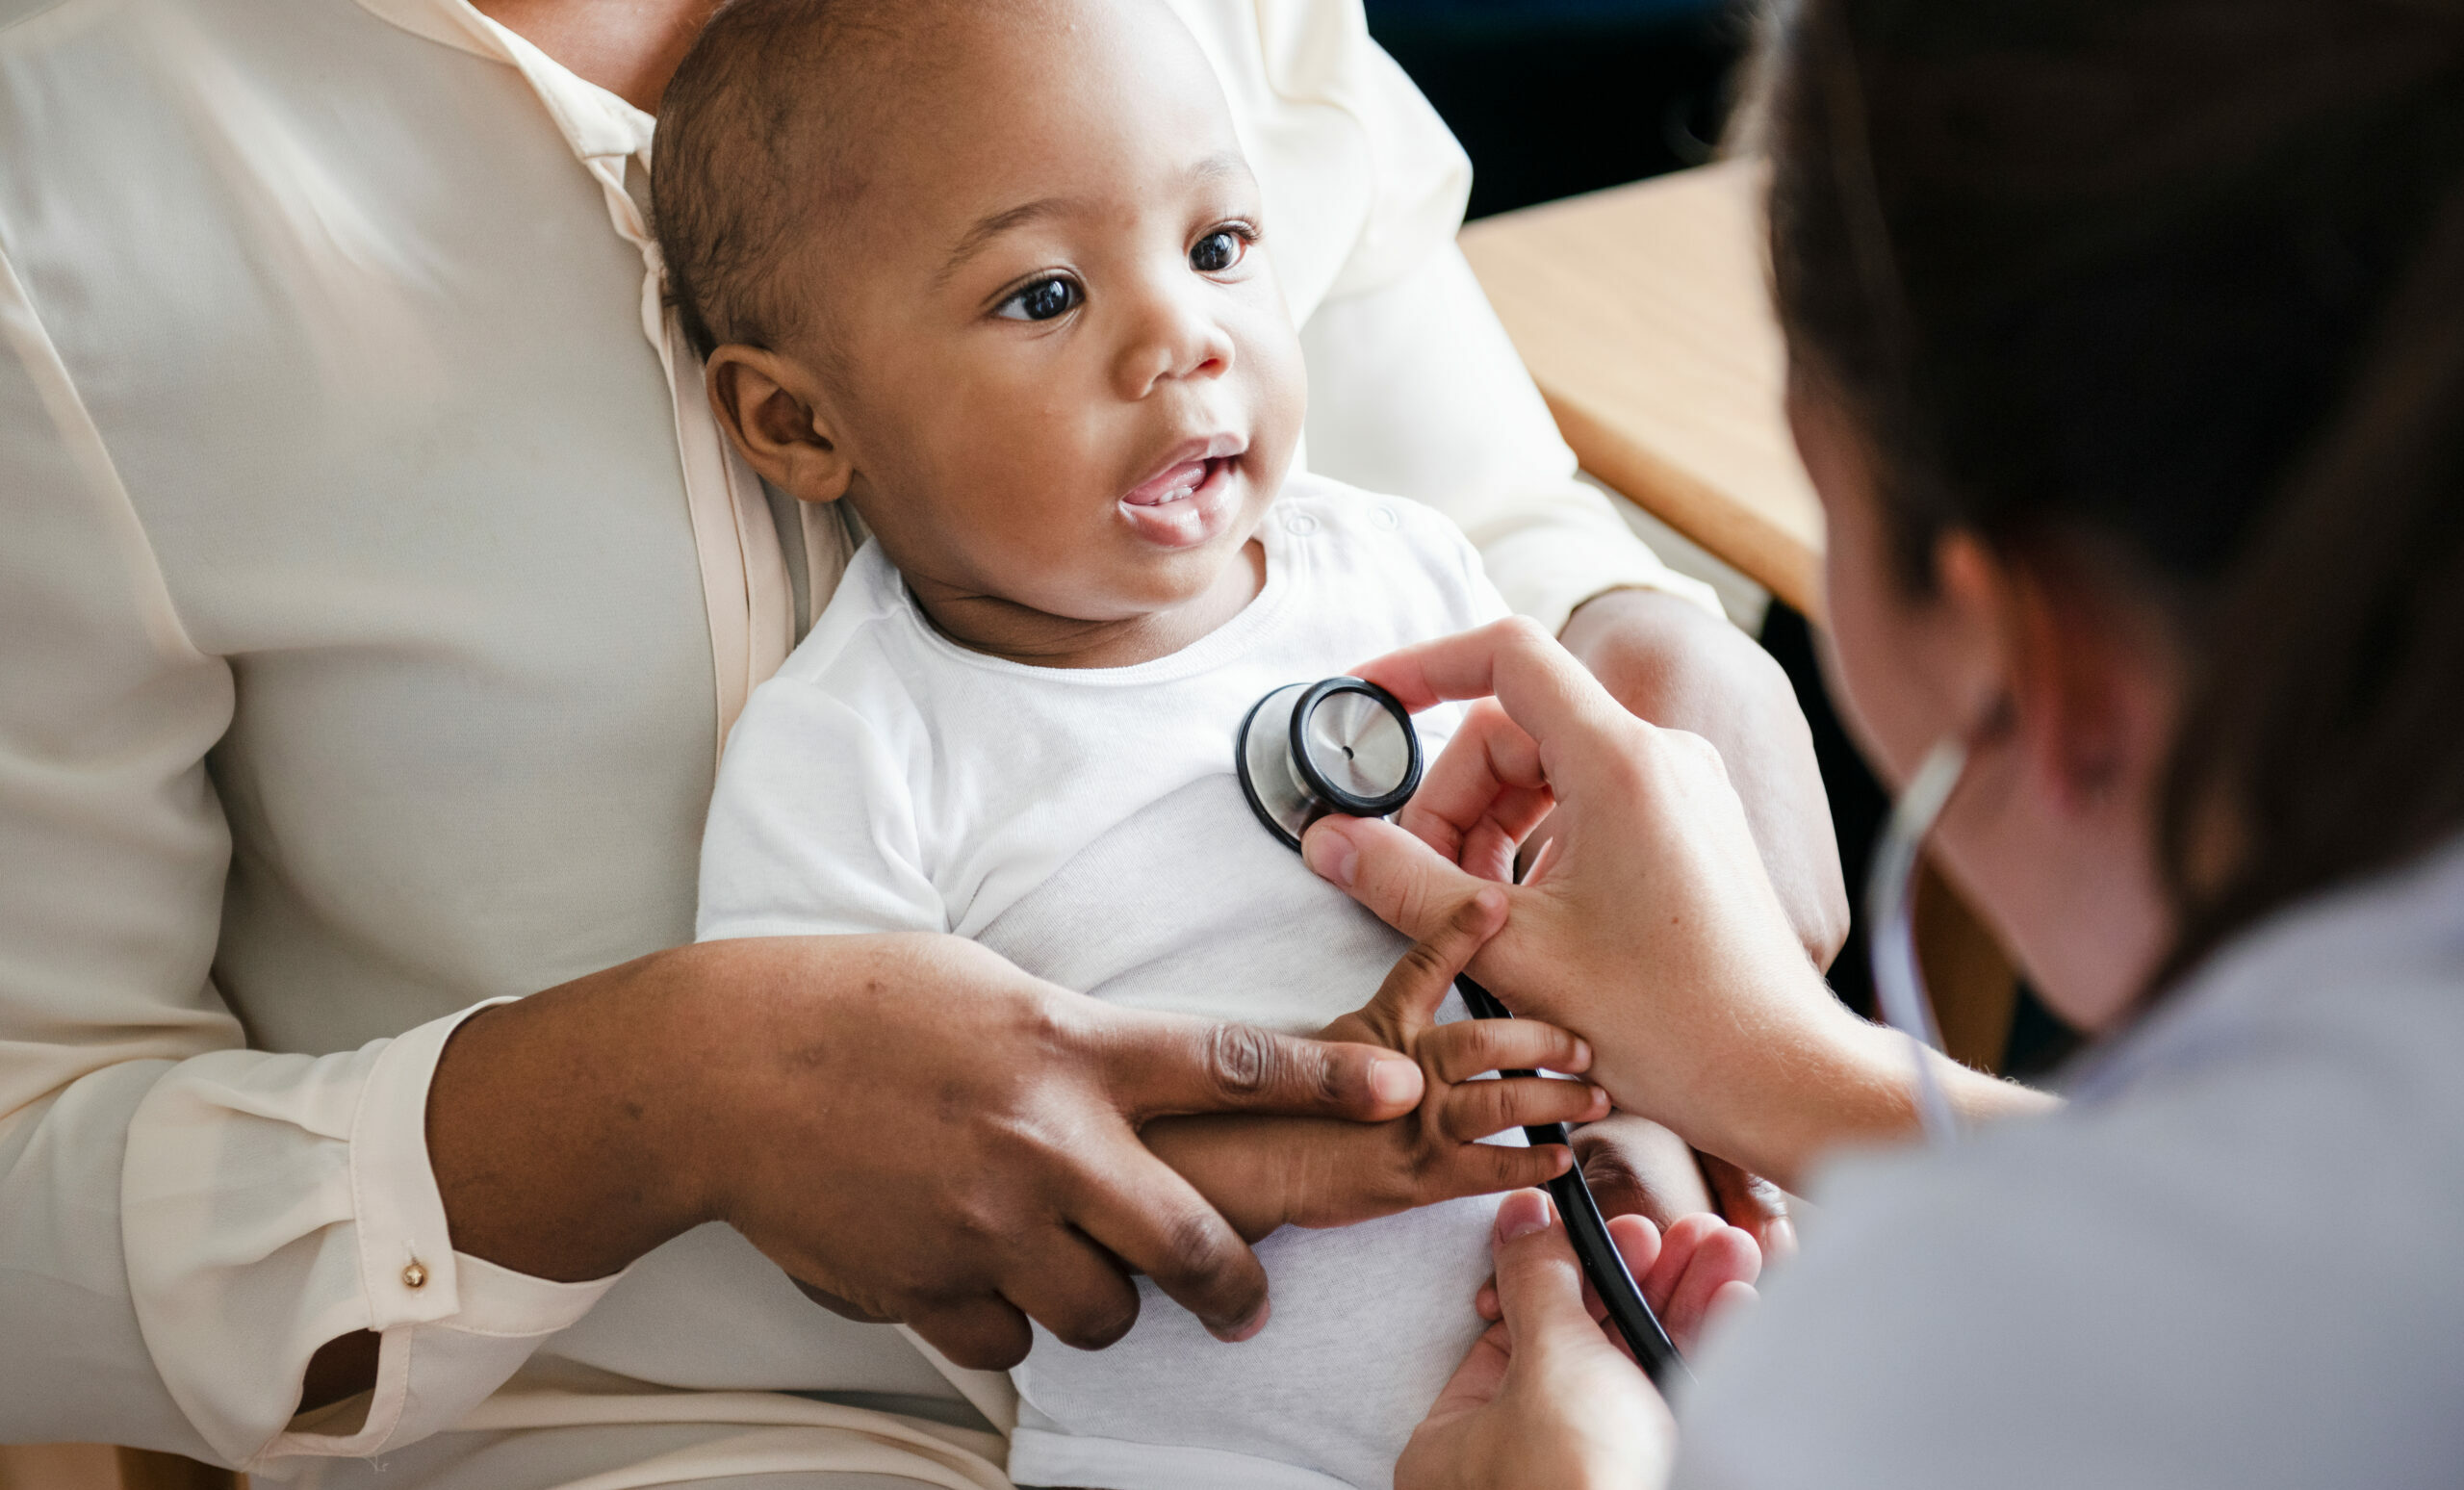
[938,196,1077,286]
[936,152,1254,286]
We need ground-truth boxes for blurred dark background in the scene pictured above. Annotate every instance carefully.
[1365,0,1747,219]
[1365,0,2081,1075]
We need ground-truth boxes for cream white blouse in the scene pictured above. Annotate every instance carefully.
[0,0,1716,1481]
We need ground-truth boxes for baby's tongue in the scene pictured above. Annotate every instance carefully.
[1126,459,1206,505]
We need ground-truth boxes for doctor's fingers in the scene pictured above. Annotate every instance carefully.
[1354,617,1628,754]
[1306,811,1527,954]
[1624,1211,1759,1356]
[1487,1191,1628,1357]
[1394,699,1553,881]
[1059,1136,1274,1343]
[1435,1074,1608,1142]
[1097,1005,1425,1123]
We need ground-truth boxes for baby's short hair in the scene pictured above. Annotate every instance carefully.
[653,0,935,360]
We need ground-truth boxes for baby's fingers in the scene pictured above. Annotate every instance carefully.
[1438,1075,1609,1142]
[1420,1015,1592,1086]
[1417,1139,1576,1209]
[1356,888,1509,1041]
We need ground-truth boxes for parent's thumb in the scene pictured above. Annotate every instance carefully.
[1304,814,1493,944]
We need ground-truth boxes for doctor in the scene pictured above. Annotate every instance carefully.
[1306,0,2464,1483]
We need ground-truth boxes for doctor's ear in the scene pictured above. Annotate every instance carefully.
[704,345,854,503]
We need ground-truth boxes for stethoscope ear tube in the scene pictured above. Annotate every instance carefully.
[1455,973,1693,1390]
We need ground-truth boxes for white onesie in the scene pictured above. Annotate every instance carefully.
[696,474,1513,1490]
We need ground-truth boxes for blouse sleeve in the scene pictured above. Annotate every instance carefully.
[1300,245,1727,634]
[1207,0,1726,633]
[0,248,619,1473]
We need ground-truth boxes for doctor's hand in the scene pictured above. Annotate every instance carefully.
[1304,618,1912,1193]
[423,931,1433,1374]
[1396,1190,1686,1490]
[1560,587,1847,971]
[1144,888,1606,1240]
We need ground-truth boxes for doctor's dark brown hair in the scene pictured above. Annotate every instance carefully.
[1761,0,2464,987]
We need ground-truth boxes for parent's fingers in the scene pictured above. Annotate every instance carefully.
[902,1295,1036,1373]
[999,1229,1146,1352]
[790,1277,895,1323]
[1304,813,1501,946]
[1102,1006,1424,1123]
[1065,1132,1273,1342]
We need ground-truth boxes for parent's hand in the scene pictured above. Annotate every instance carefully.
[1303,618,1970,1191]
[1395,1190,1687,1490]
[424,934,1427,1370]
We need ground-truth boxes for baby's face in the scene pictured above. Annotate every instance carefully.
[773,0,1303,646]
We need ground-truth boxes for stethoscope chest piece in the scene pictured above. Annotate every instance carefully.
[1237,678,1424,850]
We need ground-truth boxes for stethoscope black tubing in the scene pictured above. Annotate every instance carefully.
[1454,974,1693,1389]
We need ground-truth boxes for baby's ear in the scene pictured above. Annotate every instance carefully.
[704,346,854,503]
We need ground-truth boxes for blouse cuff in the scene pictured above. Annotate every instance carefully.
[123,1000,626,1472]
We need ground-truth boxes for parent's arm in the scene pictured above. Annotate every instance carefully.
[1302,620,2051,1190]
[427,934,1424,1360]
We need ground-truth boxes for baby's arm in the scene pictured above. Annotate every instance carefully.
[1143,890,1605,1240]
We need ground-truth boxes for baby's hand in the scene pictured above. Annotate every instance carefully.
[1144,889,1608,1239]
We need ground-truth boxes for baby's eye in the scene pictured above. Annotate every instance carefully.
[1190,229,1246,274]
[996,276,1082,321]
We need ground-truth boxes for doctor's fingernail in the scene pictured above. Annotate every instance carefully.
[1303,825,1358,886]
[1496,1192,1552,1243]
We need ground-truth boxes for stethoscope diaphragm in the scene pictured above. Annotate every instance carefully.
[1236,677,1424,851]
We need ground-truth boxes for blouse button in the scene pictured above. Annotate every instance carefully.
[402,1260,427,1290]
[1373,504,1400,529]
[1282,511,1319,536]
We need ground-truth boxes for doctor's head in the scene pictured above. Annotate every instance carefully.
[652,0,1303,658]
[1761,0,2464,1028]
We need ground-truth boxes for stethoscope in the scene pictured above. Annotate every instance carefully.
[1238,678,1693,1388]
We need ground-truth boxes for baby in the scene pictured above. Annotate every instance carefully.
[663,1,1652,1484]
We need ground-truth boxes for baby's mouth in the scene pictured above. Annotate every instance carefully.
[1122,435,1246,508]
[1123,454,1232,506]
